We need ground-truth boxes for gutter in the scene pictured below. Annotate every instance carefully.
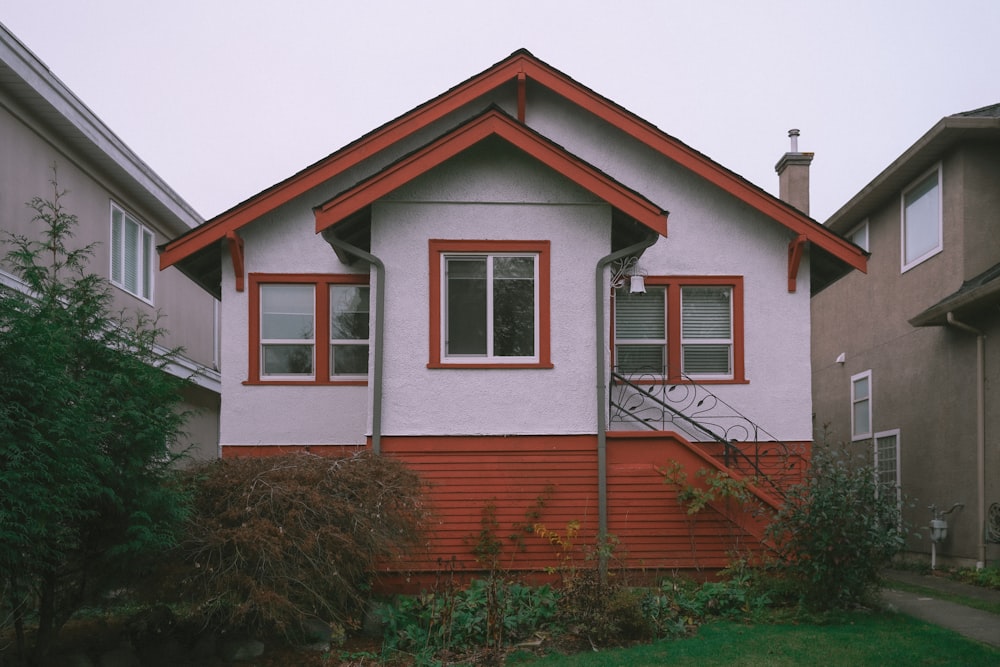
[594,230,659,549]
[945,312,986,569]
[322,233,386,455]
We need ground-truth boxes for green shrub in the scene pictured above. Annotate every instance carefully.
[160,451,427,638]
[766,443,906,609]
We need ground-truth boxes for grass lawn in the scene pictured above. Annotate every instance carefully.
[508,612,1000,666]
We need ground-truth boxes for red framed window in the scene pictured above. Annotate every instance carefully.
[428,240,552,369]
[247,273,369,385]
[613,276,745,383]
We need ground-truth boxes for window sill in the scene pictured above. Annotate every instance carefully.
[427,362,554,370]
[614,376,748,385]
[243,379,368,386]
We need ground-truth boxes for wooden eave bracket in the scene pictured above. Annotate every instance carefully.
[226,231,245,292]
[517,71,526,122]
[787,234,807,293]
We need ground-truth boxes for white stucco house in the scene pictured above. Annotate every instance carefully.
[162,50,865,580]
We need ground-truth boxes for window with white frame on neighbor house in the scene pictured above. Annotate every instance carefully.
[848,220,869,252]
[428,240,551,368]
[874,429,901,504]
[901,166,942,271]
[248,274,369,384]
[613,277,743,382]
[110,203,154,302]
[851,370,872,440]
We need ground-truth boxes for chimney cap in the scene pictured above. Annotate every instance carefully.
[788,129,801,152]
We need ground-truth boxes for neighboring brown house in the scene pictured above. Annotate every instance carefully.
[0,22,220,460]
[812,103,1000,568]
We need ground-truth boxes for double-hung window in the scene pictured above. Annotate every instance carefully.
[851,370,872,440]
[249,273,370,384]
[429,240,551,368]
[110,203,154,302]
[901,166,942,271]
[613,276,744,382]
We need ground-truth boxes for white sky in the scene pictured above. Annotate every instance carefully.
[3,1,997,223]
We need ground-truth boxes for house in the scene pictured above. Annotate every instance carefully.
[162,50,865,579]
[0,23,220,461]
[812,104,1000,569]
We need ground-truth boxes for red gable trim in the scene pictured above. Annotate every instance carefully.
[314,109,668,235]
[161,50,864,274]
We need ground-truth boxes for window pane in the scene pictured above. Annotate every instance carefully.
[123,216,139,294]
[141,229,153,300]
[854,376,869,401]
[616,344,665,374]
[262,344,313,375]
[615,287,665,339]
[682,287,731,339]
[904,172,940,264]
[682,344,731,375]
[493,256,534,357]
[330,285,369,339]
[853,398,870,436]
[332,343,369,375]
[111,209,123,284]
[447,258,487,355]
[261,285,314,340]
[876,434,897,487]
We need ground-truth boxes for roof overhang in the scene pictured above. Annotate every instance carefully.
[161,49,866,294]
[826,115,1000,235]
[910,262,1000,327]
[314,107,668,239]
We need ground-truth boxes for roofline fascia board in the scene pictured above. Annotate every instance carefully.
[162,50,863,273]
[826,116,1000,232]
[313,110,668,235]
[1,23,202,233]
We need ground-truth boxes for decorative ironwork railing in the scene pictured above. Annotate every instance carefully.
[609,368,807,498]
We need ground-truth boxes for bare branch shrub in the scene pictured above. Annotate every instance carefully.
[169,451,427,636]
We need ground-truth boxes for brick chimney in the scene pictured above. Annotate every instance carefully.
[775,129,814,216]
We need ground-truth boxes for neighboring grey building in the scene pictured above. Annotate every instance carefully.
[0,22,220,461]
[811,104,1000,568]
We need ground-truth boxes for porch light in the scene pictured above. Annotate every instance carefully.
[629,274,646,294]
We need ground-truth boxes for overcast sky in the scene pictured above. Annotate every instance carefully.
[3,1,997,223]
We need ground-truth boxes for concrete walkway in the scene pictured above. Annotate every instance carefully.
[881,570,1000,648]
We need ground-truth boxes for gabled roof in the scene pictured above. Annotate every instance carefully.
[825,103,1000,235]
[161,49,865,295]
[314,107,667,236]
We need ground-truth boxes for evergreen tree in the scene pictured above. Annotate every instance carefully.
[0,173,192,662]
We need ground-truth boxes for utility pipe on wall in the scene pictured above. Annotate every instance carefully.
[594,230,659,547]
[323,233,386,455]
[945,312,986,569]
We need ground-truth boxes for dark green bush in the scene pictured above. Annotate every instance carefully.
[766,443,906,609]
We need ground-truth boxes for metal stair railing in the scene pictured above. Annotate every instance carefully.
[609,368,806,499]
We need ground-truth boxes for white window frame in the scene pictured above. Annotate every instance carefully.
[873,429,901,505]
[441,252,539,364]
[260,283,316,380]
[614,285,667,375]
[851,369,873,440]
[901,165,943,272]
[848,219,869,252]
[110,202,155,303]
[680,285,734,379]
[329,284,370,378]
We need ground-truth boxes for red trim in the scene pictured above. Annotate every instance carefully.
[613,276,745,383]
[787,235,807,293]
[226,231,245,292]
[161,51,864,276]
[428,239,552,369]
[314,110,667,236]
[517,71,526,122]
[247,273,369,384]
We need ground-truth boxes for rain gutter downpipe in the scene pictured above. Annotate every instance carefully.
[324,233,386,455]
[946,312,986,569]
[595,230,659,551]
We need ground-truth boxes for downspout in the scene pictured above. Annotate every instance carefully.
[324,233,386,455]
[946,312,986,569]
[595,230,659,549]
